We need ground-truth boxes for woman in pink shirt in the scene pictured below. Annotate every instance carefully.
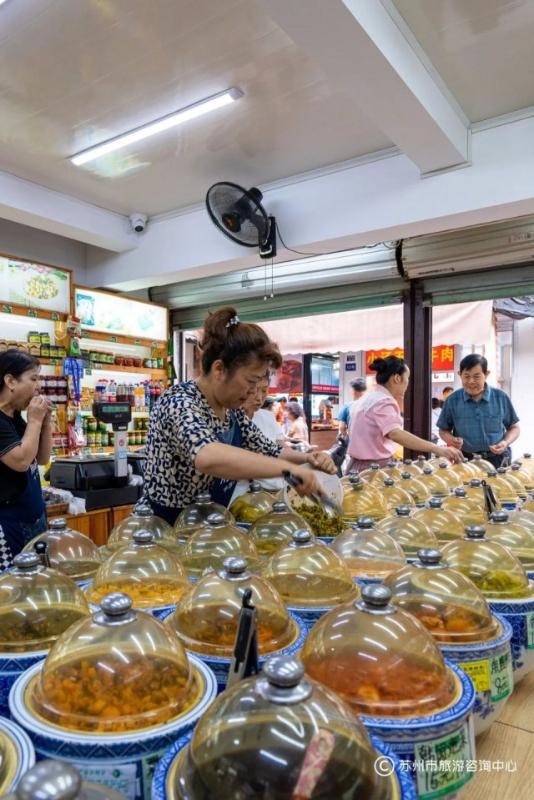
[346,356,461,473]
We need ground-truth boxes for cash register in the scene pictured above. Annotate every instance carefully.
[49,402,142,510]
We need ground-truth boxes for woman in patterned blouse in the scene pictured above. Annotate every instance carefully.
[143,307,335,524]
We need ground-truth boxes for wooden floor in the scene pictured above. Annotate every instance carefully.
[463,670,534,799]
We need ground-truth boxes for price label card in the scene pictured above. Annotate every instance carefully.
[526,612,534,648]
[489,652,513,701]
[76,763,138,800]
[414,722,474,800]
[458,659,490,692]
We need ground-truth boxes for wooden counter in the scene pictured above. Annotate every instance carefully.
[47,504,134,546]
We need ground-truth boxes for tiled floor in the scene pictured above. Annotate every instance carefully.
[463,671,534,799]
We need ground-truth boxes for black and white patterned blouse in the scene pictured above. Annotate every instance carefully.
[143,380,281,509]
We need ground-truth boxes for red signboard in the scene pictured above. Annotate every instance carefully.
[269,358,303,395]
[365,345,455,374]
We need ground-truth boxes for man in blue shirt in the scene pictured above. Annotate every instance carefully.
[437,354,520,468]
[338,378,367,435]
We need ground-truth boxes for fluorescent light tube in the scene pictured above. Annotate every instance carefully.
[70,87,243,166]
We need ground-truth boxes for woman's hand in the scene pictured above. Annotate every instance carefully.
[27,396,52,425]
[287,464,325,497]
[307,451,337,474]
[435,445,463,464]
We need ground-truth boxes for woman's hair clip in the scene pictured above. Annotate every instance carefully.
[225,315,240,328]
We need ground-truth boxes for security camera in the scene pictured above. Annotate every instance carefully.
[129,213,148,233]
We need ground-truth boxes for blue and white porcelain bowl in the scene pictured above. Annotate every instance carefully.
[439,613,513,736]
[160,608,307,692]
[150,730,417,800]
[361,660,476,800]
[0,650,47,718]
[0,715,35,795]
[489,593,534,683]
[9,657,217,800]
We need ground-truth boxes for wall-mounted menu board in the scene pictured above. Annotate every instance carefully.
[74,287,167,341]
[0,256,70,313]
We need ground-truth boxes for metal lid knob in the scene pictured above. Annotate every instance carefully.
[429,497,443,508]
[356,516,375,529]
[422,467,433,475]
[292,529,312,545]
[438,462,448,469]
[404,459,413,465]
[357,584,394,613]
[222,556,248,575]
[524,453,532,459]
[249,481,262,492]
[387,460,397,468]
[383,477,395,487]
[473,454,482,461]
[348,473,362,485]
[417,548,443,566]
[206,512,226,526]
[400,472,412,480]
[370,463,380,471]
[16,760,82,800]
[497,467,508,475]
[395,506,411,517]
[132,529,154,545]
[486,470,498,478]
[95,593,137,626]
[469,479,482,487]
[259,656,312,704]
[195,492,212,504]
[13,552,41,571]
[417,455,426,461]
[133,505,153,517]
[454,487,467,497]
[465,525,486,539]
[511,464,521,472]
[272,501,289,513]
[49,518,67,530]
[490,511,509,524]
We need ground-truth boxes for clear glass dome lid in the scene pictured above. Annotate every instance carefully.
[180,512,260,578]
[384,549,499,643]
[377,507,438,557]
[23,518,102,580]
[301,585,456,717]
[342,475,388,521]
[436,462,463,490]
[86,531,189,608]
[484,471,518,503]
[511,507,534,532]
[31,593,199,733]
[107,504,177,552]
[401,458,421,477]
[166,557,299,657]
[249,501,312,557]
[414,498,466,541]
[451,459,478,483]
[414,455,434,472]
[359,463,388,484]
[524,492,534,512]
[382,459,403,481]
[441,488,486,527]
[380,478,415,510]
[331,517,406,579]
[417,467,449,497]
[169,656,395,800]
[441,526,533,599]
[499,466,527,497]
[173,493,234,542]
[229,481,275,523]
[262,530,359,607]
[465,478,501,509]
[469,454,497,477]
[511,460,534,490]
[484,511,534,570]
[0,553,89,652]
[398,471,431,505]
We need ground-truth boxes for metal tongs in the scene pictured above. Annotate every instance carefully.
[282,469,344,518]
[227,588,259,688]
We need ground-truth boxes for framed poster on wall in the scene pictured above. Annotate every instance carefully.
[0,256,70,313]
[74,287,167,341]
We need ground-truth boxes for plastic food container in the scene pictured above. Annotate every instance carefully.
[180,512,260,579]
[414,498,466,541]
[262,529,359,625]
[380,478,415,511]
[106,505,179,556]
[9,594,217,800]
[229,481,275,523]
[441,488,486,527]
[301,585,476,797]
[249,501,312,557]
[0,553,89,716]
[330,516,406,582]
[484,510,534,576]
[151,655,416,800]
[173,493,234,544]
[24,518,102,581]
[384,549,513,734]
[397,472,431,506]
[163,557,305,690]
[342,475,388,521]
[417,467,449,498]
[377,506,438,558]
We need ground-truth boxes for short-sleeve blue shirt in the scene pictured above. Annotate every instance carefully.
[436,385,519,454]
[338,404,351,426]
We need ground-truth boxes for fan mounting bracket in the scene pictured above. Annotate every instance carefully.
[259,216,277,260]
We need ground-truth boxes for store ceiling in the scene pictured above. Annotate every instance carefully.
[1,0,534,226]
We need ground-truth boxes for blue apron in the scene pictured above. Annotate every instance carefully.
[150,412,244,526]
[210,412,244,507]
[0,460,46,563]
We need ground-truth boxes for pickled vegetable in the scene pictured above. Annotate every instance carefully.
[0,606,88,652]
[297,504,346,537]
[87,579,189,608]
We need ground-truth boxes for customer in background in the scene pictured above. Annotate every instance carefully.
[287,401,309,443]
[252,386,285,447]
[276,396,288,430]
[338,378,367,435]
[346,356,461,474]
[441,386,454,407]
[437,353,520,468]
[0,350,52,566]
